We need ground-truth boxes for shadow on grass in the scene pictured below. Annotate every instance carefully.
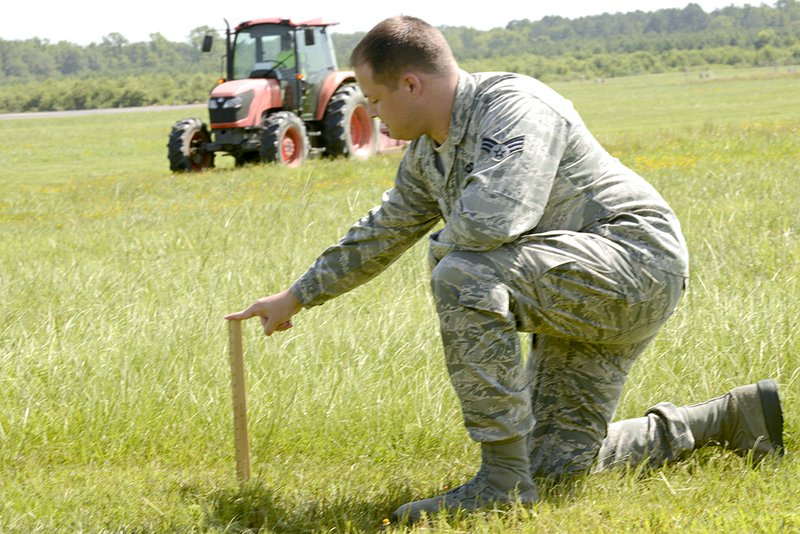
[195,476,595,533]
[202,482,288,532]
[197,479,416,533]
[196,452,790,531]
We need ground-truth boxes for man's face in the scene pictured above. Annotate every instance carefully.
[354,64,422,141]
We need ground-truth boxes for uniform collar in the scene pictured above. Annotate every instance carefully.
[443,69,476,147]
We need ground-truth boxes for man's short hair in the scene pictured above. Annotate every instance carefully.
[350,16,454,89]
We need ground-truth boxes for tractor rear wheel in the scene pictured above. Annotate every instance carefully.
[260,112,309,167]
[167,118,215,172]
[322,83,377,159]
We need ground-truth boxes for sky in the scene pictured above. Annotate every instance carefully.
[2,0,765,45]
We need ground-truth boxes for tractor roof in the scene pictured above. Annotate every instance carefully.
[235,18,339,31]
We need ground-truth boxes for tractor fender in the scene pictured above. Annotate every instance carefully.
[250,81,283,122]
[315,71,357,121]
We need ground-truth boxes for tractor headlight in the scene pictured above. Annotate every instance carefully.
[208,98,219,110]
[223,96,243,109]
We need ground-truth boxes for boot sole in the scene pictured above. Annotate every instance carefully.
[756,379,784,456]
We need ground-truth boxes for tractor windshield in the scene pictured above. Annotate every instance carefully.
[232,24,298,80]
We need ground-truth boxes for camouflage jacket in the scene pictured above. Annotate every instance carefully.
[291,71,689,308]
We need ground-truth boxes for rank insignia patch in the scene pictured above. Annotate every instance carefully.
[481,135,525,162]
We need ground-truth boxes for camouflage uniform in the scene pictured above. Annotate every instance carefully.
[291,71,690,478]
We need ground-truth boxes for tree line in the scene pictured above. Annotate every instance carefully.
[1,1,799,112]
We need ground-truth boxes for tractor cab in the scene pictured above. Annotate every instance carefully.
[227,19,339,119]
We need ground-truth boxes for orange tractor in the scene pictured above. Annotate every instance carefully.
[168,18,404,170]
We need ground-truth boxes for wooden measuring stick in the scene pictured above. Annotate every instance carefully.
[228,319,250,482]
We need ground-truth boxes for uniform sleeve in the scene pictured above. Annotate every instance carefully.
[291,154,441,307]
[429,93,570,262]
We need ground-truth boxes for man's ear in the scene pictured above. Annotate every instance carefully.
[401,72,422,95]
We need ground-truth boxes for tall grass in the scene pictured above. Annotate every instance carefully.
[0,66,798,532]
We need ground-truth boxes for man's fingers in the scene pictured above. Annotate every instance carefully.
[224,306,257,321]
[225,291,300,334]
[261,315,279,336]
[261,316,281,336]
[259,317,294,336]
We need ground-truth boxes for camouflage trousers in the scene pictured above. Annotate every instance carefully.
[429,230,686,478]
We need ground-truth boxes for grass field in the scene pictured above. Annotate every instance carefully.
[1,65,799,532]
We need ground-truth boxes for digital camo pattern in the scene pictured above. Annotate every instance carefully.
[593,402,695,473]
[290,70,690,473]
[291,70,688,307]
[430,237,685,453]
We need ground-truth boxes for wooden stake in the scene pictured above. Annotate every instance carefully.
[228,319,250,482]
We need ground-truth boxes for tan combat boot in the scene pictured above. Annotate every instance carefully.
[679,379,784,462]
[391,436,538,523]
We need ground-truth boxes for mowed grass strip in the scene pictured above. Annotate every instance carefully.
[0,66,798,532]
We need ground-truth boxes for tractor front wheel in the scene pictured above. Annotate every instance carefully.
[167,118,215,172]
[322,83,377,160]
[260,112,309,167]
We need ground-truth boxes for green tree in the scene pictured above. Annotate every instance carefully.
[755,28,777,48]
[53,42,88,75]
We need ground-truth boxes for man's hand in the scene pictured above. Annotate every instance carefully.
[225,289,303,336]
